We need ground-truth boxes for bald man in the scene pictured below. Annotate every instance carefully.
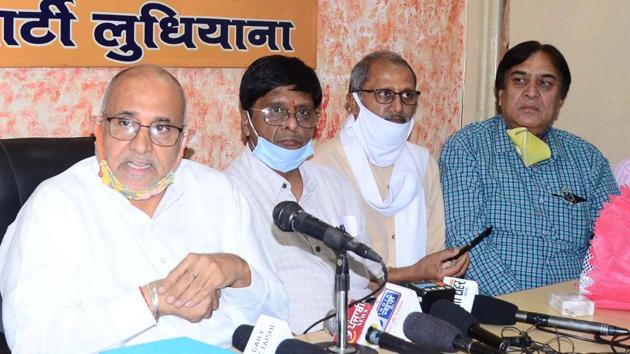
[0,65,286,353]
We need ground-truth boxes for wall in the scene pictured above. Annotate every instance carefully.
[508,0,630,167]
[0,1,466,169]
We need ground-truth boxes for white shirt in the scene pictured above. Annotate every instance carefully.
[225,148,382,333]
[0,157,287,354]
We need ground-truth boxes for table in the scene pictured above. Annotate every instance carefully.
[300,280,629,353]
[488,280,630,353]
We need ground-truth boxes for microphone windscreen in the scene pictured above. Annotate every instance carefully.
[272,201,302,231]
[322,308,337,336]
[428,299,478,334]
[276,339,328,354]
[471,295,518,325]
[231,324,254,351]
[403,312,461,352]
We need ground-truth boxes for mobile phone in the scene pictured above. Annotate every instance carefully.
[445,226,493,262]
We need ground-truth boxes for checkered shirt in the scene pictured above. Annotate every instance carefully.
[439,117,619,296]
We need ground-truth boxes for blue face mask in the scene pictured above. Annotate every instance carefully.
[247,112,314,173]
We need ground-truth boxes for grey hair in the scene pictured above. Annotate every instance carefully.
[348,50,417,93]
[100,64,188,125]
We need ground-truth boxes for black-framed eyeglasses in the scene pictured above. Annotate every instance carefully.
[356,89,421,105]
[249,107,320,128]
[104,116,184,147]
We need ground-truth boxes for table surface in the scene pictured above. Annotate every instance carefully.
[299,280,630,353]
[487,280,630,353]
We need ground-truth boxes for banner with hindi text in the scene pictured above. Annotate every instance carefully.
[0,0,317,67]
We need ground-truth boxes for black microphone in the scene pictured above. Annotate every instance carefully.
[429,299,509,352]
[403,312,500,354]
[275,339,328,354]
[365,326,442,354]
[472,294,630,336]
[272,201,382,262]
[232,324,327,354]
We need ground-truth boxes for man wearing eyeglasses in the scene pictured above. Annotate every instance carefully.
[313,51,469,286]
[225,55,381,333]
[439,41,619,296]
[0,64,286,352]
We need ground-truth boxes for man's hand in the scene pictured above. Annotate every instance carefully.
[388,248,470,283]
[158,253,251,313]
[158,283,217,322]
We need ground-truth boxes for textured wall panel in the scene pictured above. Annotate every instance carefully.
[0,0,464,169]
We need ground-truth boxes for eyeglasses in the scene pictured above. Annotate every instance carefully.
[249,107,320,128]
[104,116,184,147]
[552,187,587,205]
[356,89,421,105]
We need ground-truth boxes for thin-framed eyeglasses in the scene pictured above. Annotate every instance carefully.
[356,89,421,105]
[249,107,320,128]
[104,116,184,147]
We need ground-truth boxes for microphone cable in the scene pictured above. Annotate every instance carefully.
[495,323,630,354]
[595,333,630,353]
[301,259,388,334]
[535,324,630,352]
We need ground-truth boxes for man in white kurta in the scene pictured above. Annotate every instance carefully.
[224,55,381,333]
[226,148,380,332]
[0,65,286,353]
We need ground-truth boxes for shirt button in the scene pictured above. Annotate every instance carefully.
[160,257,166,264]
[391,234,396,240]
[315,246,321,253]
[542,231,550,237]
[539,197,545,203]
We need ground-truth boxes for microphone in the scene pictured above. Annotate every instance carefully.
[276,339,328,354]
[272,201,382,262]
[232,314,293,354]
[403,312,500,354]
[365,326,442,354]
[428,299,509,352]
[232,324,255,351]
[471,295,630,336]
[232,324,327,354]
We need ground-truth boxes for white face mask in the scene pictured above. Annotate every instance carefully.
[350,92,414,167]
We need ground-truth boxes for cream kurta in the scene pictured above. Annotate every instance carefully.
[313,135,445,267]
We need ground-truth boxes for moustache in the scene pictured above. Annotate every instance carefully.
[385,112,411,123]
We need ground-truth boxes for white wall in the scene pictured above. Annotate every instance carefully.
[509,0,630,167]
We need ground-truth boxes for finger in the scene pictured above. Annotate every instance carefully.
[168,269,206,307]
[160,254,196,294]
[450,254,470,275]
[202,292,218,318]
[213,289,221,310]
[441,248,462,262]
[183,276,216,308]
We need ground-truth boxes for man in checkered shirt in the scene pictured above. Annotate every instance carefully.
[439,41,619,296]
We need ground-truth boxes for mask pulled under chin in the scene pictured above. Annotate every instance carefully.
[246,111,314,173]
[507,127,552,167]
[99,159,174,200]
[351,92,414,167]
[94,122,176,200]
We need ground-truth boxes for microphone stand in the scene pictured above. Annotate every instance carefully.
[317,251,376,354]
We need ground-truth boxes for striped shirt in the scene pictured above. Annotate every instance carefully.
[439,117,619,296]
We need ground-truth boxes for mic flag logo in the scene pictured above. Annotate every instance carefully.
[373,283,421,340]
[376,290,400,330]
